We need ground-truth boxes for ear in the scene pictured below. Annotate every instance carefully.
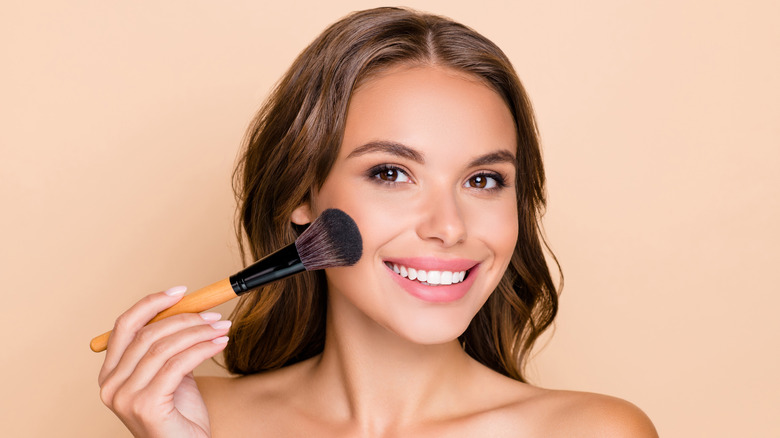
[291,202,314,225]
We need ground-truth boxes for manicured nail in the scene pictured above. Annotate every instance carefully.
[200,312,221,321]
[212,336,229,344]
[210,320,232,330]
[164,285,187,296]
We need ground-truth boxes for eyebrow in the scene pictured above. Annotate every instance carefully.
[347,141,425,163]
[467,150,516,169]
[346,140,516,169]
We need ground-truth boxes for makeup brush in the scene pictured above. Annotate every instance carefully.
[90,208,362,352]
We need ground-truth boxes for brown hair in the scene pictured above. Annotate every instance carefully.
[225,7,559,382]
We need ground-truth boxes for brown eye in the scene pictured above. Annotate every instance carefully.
[379,168,398,181]
[371,165,411,184]
[469,175,488,188]
[464,172,503,190]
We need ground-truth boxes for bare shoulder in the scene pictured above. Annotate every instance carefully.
[455,362,657,437]
[194,375,236,404]
[510,386,658,437]
[196,357,311,401]
[194,360,315,436]
[194,374,250,429]
[195,368,298,409]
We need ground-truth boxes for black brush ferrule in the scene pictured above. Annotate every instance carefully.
[229,243,304,294]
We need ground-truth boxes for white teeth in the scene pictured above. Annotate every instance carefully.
[388,262,467,285]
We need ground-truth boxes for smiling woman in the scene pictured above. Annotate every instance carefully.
[97,7,657,437]
[293,65,521,347]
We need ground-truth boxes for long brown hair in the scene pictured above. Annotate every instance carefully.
[225,7,559,382]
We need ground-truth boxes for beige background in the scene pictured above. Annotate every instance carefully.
[2,0,778,436]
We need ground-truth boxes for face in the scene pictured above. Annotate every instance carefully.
[295,65,519,345]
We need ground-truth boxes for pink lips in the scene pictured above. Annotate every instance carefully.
[384,257,480,303]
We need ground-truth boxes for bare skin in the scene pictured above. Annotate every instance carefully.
[98,65,657,437]
[197,360,656,437]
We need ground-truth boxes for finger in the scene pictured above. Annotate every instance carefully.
[100,317,227,409]
[99,286,187,384]
[102,312,223,390]
[142,336,229,401]
[117,319,231,395]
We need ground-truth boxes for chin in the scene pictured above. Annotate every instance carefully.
[381,308,476,346]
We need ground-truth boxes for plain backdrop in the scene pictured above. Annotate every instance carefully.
[2,1,778,436]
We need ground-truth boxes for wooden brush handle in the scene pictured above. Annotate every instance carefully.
[90,278,237,352]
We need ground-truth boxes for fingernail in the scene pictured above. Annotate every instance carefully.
[212,336,229,344]
[164,285,187,296]
[210,320,232,330]
[200,312,221,321]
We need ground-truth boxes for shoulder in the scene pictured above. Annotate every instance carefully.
[510,387,658,438]
[195,367,297,412]
[457,363,657,437]
[194,375,235,404]
[195,361,316,436]
[194,373,284,436]
[195,375,247,425]
[196,357,312,401]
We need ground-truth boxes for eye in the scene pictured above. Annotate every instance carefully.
[370,165,411,184]
[464,172,505,190]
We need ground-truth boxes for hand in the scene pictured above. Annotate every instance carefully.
[98,286,230,437]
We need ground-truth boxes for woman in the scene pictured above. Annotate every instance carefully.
[98,7,657,437]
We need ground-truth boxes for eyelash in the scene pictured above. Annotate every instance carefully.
[367,164,412,185]
[465,172,508,191]
[366,164,508,192]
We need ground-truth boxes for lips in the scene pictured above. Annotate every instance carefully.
[383,257,479,303]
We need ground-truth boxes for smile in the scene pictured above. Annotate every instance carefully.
[385,262,468,286]
[382,257,480,303]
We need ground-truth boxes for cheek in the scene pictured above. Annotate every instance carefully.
[465,197,519,257]
[495,204,519,257]
[313,176,409,255]
[310,177,401,285]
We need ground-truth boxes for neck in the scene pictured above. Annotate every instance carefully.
[307,293,477,433]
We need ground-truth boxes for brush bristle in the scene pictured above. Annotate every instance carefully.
[295,209,362,270]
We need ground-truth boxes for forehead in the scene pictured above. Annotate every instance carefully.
[340,65,517,159]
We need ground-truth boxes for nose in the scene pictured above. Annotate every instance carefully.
[415,187,467,247]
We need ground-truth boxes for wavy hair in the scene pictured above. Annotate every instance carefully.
[225,6,560,382]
